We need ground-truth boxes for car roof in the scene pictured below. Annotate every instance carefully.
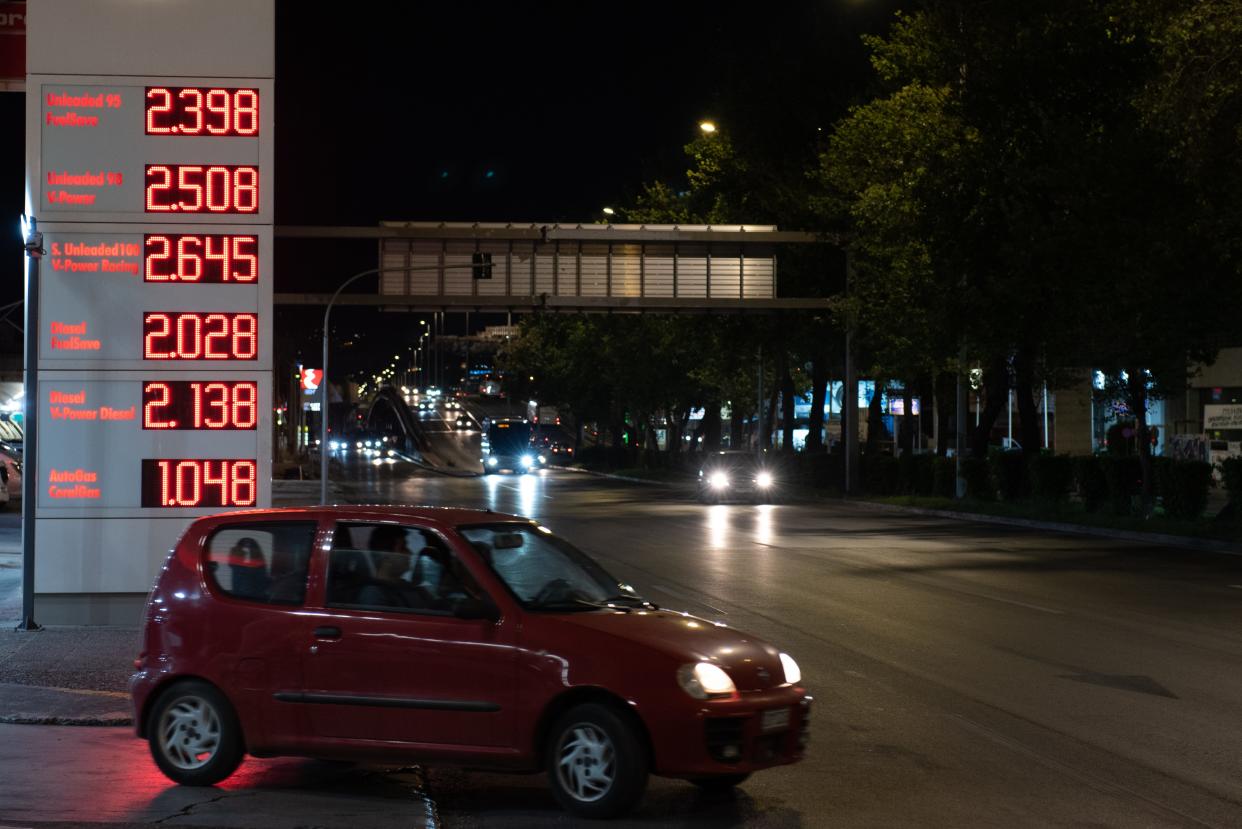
[194,505,532,532]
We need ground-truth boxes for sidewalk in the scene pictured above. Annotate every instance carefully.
[0,627,137,726]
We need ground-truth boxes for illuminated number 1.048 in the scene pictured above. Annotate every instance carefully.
[141,459,257,508]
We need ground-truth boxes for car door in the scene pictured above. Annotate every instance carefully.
[295,520,518,750]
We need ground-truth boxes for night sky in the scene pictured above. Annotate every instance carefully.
[3,0,904,368]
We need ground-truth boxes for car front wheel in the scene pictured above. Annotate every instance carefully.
[547,703,648,819]
[148,680,244,786]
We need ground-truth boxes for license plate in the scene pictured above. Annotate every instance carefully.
[760,707,791,733]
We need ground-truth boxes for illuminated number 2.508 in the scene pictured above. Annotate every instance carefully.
[145,165,258,214]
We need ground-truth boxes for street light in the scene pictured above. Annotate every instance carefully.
[602,207,615,216]
[699,120,717,134]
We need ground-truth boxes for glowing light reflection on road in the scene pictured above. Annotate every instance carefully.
[707,504,730,550]
[754,504,774,545]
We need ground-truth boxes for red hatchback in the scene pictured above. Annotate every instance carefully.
[130,506,810,818]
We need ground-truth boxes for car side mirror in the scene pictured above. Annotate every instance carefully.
[452,596,499,622]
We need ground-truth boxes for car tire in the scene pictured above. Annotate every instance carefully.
[690,772,751,791]
[148,680,245,786]
[547,703,648,819]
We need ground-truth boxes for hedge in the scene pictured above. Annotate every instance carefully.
[1030,453,1075,503]
[1153,458,1214,520]
[1073,456,1109,513]
[989,450,1029,501]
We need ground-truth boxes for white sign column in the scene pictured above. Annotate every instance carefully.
[25,0,275,624]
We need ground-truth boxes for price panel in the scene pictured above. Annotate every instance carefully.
[36,374,270,515]
[39,225,270,369]
[34,77,272,222]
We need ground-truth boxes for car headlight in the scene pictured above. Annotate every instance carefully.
[521,454,534,467]
[538,455,546,464]
[355,441,363,449]
[329,441,339,450]
[677,662,737,699]
[487,456,499,467]
[709,472,729,489]
[779,652,801,685]
[756,471,774,488]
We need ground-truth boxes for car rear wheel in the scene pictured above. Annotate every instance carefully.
[148,680,244,786]
[690,772,751,791]
[547,703,648,819]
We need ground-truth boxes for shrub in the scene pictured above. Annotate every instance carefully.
[961,457,993,500]
[1155,459,1214,520]
[932,457,957,498]
[913,454,937,496]
[1099,455,1142,515]
[862,454,900,496]
[1075,456,1108,513]
[897,453,936,496]
[1029,453,1075,503]
[1222,457,1242,507]
[989,450,1029,500]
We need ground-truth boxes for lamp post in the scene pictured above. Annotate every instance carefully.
[17,216,43,632]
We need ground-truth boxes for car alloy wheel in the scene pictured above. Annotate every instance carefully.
[158,694,221,770]
[148,680,244,786]
[547,703,647,818]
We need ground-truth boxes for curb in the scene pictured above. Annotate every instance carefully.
[0,683,132,727]
[852,500,1242,555]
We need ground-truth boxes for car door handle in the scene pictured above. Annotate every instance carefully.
[313,626,342,639]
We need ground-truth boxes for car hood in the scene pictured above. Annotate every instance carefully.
[550,608,787,691]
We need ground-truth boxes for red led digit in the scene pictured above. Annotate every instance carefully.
[177,166,204,211]
[142,383,176,429]
[175,236,202,282]
[175,314,203,359]
[234,167,258,213]
[232,236,257,281]
[204,166,231,212]
[143,313,173,359]
[233,382,257,428]
[146,166,174,211]
[205,89,232,134]
[145,236,173,280]
[234,89,259,135]
[203,313,230,359]
[178,88,204,135]
[204,235,229,280]
[157,460,173,506]
[232,461,257,506]
[200,382,229,428]
[233,314,257,359]
[176,461,202,506]
[146,88,173,134]
[204,461,229,504]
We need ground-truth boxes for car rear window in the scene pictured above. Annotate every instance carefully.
[204,522,318,605]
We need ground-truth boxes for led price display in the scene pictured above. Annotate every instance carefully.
[142,381,258,430]
[145,164,258,213]
[145,87,260,137]
[141,459,257,508]
[144,234,258,283]
[143,312,258,360]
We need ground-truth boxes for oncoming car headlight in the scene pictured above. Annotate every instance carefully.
[677,662,737,699]
[486,456,499,467]
[779,652,801,685]
[709,472,729,490]
[520,454,534,468]
[756,471,774,488]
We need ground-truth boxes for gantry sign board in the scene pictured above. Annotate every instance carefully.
[26,0,274,622]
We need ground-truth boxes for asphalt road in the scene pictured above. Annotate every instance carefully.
[2,457,1241,827]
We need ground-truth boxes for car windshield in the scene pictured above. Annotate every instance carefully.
[487,423,532,453]
[458,524,645,611]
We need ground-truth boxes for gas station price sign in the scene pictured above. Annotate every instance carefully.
[38,226,271,370]
[34,77,272,222]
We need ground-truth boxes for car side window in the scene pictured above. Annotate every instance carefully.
[326,522,482,614]
[204,522,317,606]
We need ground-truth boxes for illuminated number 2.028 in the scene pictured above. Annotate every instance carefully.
[143,312,258,360]
[142,459,257,508]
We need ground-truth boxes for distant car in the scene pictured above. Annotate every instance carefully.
[697,451,781,504]
[444,399,462,411]
[0,442,19,503]
[454,414,474,431]
[416,398,434,413]
[130,506,810,818]
[533,425,575,463]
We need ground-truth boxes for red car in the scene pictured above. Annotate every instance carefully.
[130,506,810,818]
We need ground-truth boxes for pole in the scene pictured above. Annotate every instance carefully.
[17,216,44,631]
[955,342,967,498]
[1042,382,1050,450]
[321,267,379,504]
